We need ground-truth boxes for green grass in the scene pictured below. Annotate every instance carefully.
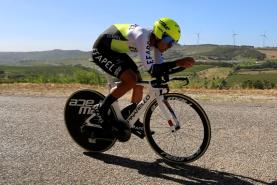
[0,65,106,84]
[227,73,277,83]
[226,73,277,89]
[169,66,232,89]
[1,64,277,89]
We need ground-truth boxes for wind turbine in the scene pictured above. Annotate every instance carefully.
[260,32,267,48]
[232,31,239,47]
[195,33,200,45]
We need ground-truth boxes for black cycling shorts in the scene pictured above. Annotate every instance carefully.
[91,48,139,79]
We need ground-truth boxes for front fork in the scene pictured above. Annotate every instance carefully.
[156,92,180,132]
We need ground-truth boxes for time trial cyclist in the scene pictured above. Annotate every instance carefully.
[90,17,195,140]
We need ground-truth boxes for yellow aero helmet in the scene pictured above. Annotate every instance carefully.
[153,17,181,42]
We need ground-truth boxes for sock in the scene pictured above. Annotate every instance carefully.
[121,103,137,119]
[99,94,118,116]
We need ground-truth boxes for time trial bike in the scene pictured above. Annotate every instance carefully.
[64,65,211,164]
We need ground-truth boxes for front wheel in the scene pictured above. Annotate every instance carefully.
[144,93,211,163]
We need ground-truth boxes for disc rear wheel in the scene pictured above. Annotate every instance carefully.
[64,89,117,152]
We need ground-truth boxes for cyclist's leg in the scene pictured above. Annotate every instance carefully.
[91,48,137,142]
[91,48,138,119]
[131,72,143,104]
[110,69,137,98]
[115,59,143,119]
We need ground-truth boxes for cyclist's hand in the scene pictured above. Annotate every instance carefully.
[176,57,195,68]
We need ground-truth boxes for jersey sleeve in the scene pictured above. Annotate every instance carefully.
[129,26,163,70]
[154,48,164,64]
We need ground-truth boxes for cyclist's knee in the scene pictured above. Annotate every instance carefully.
[134,85,143,93]
[120,70,137,88]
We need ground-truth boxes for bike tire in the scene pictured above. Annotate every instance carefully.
[64,89,117,152]
[144,93,211,163]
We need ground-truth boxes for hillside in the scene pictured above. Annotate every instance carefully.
[0,49,90,64]
[0,45,267,65]
[164,44,266,61]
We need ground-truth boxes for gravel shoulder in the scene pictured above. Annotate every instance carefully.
[1,83,277,103]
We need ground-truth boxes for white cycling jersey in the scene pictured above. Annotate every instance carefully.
[94,24,164,71]
[126,24,164,70]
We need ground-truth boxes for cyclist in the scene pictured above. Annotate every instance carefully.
[91,17,195,139]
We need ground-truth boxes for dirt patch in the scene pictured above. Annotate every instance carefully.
[1,83,276,103]
[0,83,108,97]
[177,88,277,103]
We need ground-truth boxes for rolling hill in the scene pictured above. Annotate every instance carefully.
[0,45,268,66]
[0,49,90,64]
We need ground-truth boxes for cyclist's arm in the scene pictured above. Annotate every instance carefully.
[175,57,195,68]
[154,48,164,64]
[135,35,155,70]
[130,28,163,70]
[148,57,195,77]
[165,57,195,68]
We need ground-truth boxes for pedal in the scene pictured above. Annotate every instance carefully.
[112,126,131,142]
[131,129,145,139]
[131,129,155,139]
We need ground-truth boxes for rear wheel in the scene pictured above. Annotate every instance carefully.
[144,93,211,163]
[64,89,117,152]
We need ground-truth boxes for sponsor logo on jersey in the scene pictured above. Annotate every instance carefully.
[145,41,154,64]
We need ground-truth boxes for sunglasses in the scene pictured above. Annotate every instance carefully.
[162,34,175,46]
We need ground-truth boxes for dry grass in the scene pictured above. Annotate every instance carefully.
[1,83,276,103]
[258,49,277,59]
[196,67,232,79]
[0,83,108,97]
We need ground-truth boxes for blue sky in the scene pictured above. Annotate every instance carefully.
[0,0,276,51]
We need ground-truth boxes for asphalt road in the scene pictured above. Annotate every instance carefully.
[0,95,276,185]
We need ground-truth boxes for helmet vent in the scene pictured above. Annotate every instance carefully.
[159,20,170,30]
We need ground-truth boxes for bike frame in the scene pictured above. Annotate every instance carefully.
[106,75,180,132]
